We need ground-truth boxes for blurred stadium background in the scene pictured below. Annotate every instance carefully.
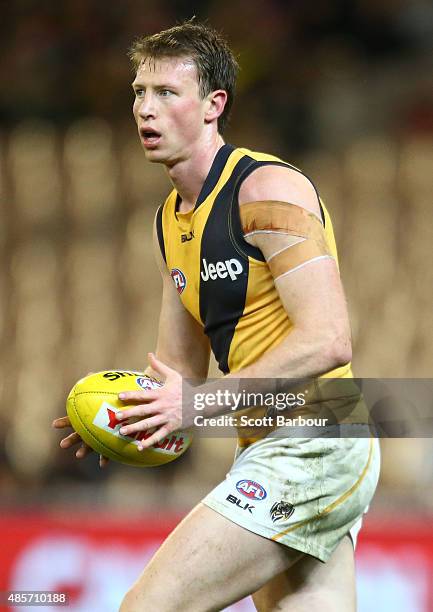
[1,1,432,610]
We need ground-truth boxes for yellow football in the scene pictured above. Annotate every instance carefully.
[66,370,192,467]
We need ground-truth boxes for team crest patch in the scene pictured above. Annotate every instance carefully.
[171,268,187,294]
[270,501,295,523]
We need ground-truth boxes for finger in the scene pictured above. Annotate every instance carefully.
[60,432,82,448]
[52,416,71,428]
[75,443,93,459]
[116,403,160,421]
[122,414,166,437]
[148,352,175,380]
[137,425,172,450]
[119,408,163,436]
[118,390,160,403]
[99,455,109,468]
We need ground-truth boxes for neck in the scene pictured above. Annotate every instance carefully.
[166,132,225,212]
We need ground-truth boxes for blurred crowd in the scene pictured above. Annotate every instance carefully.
[2,0,433,148]
[1,0,433,516]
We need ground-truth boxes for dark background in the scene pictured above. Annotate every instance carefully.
[0,0,432,523]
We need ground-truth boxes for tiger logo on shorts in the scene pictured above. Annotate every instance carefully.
[270,501,295,523]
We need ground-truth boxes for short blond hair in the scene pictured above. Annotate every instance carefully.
[129,20,239,133]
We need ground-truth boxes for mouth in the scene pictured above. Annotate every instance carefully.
[139,127,162,148]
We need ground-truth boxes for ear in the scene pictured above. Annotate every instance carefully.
[204,90,228,124]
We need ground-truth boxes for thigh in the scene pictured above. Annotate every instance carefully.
[120,503,303,612]
[252,535,356,612]
[204,436,380,563]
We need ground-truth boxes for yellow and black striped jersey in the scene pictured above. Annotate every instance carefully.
[156,144,352,379]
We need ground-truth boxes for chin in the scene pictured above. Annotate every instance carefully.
[143,148,168,163]
[144,147,181,167]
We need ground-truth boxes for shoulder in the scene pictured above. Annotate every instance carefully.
[238,163,321,219]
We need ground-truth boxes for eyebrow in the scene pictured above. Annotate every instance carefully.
[131,81,178,90]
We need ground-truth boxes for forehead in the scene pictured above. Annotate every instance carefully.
[133,56,199,87]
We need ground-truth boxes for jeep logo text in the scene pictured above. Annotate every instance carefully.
[201,258,243,282]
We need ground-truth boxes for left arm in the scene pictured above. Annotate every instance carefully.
[119,165,352,445]
[233,164,352,379]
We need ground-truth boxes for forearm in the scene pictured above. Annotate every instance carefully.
[184,327,350,420]
[231,325,350,380]
[145,351,209,382]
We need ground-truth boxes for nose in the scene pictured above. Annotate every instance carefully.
[138,91,156,120]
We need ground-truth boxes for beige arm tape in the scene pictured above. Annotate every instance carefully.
[240,200,333,279]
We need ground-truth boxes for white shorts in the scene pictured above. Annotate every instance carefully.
[202,434,380,562]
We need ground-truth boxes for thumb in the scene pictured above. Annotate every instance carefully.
[148,352,176,380]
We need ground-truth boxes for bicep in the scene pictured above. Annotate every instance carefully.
[238,164,350,336]
[271,254,349,334]
[156,276,210,379]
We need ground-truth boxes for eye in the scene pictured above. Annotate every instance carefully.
[134,88,144,98]
[159,89,173,97]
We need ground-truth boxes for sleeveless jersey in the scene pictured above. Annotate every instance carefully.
[156,144,352,379]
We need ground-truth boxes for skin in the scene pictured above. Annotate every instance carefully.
[132,56,227,210]
[53,55,356,611]
[119,503,356,612]
[115,164,351,447]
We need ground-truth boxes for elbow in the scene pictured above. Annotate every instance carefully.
[332,341,352,369]
[309,323,351,372]
[326,331,352,369]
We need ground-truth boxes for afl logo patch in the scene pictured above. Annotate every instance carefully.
[171,268,187,294]
[136,377,162,391]
[236,479,267,500]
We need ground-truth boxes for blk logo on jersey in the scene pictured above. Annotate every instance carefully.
[236,479,267,500]
[201,258,243,282]
[226,494,254,513]
[171,268,187,294]
[181,231,195,243]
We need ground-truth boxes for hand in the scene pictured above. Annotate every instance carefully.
[116,352,186,450]
[52,415,109,468]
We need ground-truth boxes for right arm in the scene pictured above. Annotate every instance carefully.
[148,216,210,380]
[53,212,210,463]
